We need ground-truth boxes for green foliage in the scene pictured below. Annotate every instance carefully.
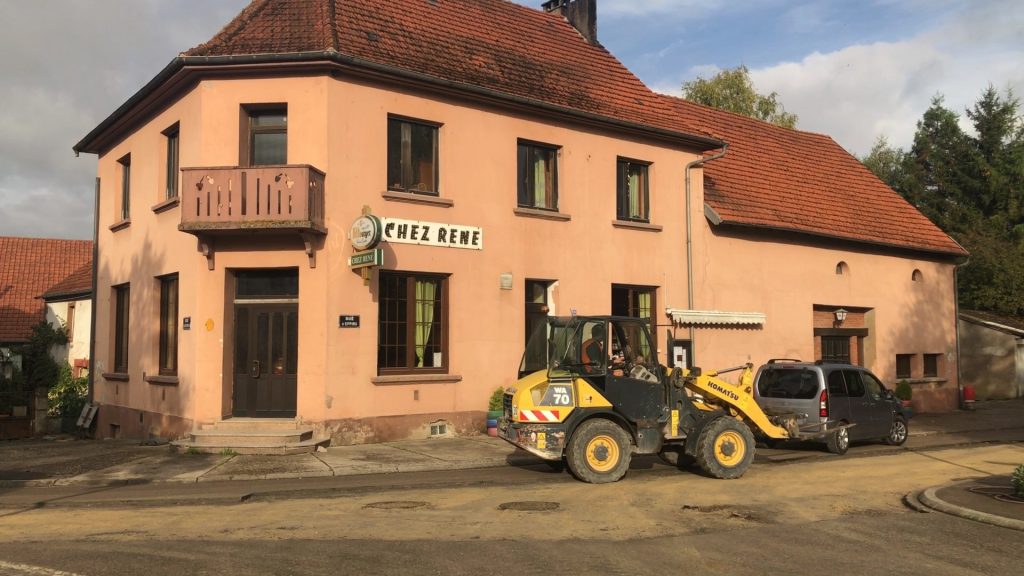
[15,321,68,390]
[682,65,798,128]
[895,380,913,401]
[488,387,505,412]
[220,448,238,457]
[47,364,88,418]
[184,447,202,455]
[1013,464,1024,497]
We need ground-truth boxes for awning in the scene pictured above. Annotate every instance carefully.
[667,309,766,326]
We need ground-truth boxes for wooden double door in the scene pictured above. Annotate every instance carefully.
[232,303,298,418]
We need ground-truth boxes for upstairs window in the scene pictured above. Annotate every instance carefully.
[388,117,439,195]
[113,284,130,374]
[245,106,287,166]
[616,158,650,222]
[517,140,558,211]
[164,124,180,200]
[118,154,131,221]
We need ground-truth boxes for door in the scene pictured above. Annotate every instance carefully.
[601,320,664,427]
[859,370,895,437]
[523,280,551,373]
[233,304,298,418]
[842,370,885,438]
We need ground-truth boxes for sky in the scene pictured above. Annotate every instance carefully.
[0,0,1021,241]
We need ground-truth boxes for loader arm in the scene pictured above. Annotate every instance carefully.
[682,364,791,440]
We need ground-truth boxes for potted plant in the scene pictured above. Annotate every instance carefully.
[486,387,504,436]
[895,380,913,408]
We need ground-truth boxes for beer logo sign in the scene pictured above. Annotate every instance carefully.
[349,214,382,251]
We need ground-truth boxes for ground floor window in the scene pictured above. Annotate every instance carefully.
[612,284,656,360]
[896,354,913,379]
[378,271,448,374]
[158,274,179,376]
[821,336,851,364]
[923,353,941,378]
[113,284,130,373]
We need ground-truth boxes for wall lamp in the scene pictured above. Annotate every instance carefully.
[834,308,848,324]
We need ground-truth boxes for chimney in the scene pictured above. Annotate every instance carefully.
[542,0,597,45]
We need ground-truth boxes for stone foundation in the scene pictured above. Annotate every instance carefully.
[315,411,487,446]
[94,403,193,441]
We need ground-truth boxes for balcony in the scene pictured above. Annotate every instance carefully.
[179,165,326,268]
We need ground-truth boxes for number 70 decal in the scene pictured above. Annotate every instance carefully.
[540,384,574,406]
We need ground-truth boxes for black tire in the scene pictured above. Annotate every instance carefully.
[565,419,633,484]
[657,446,695,469]
[885,416,908,446]
[694,417,755,480]
[827,425,850,455]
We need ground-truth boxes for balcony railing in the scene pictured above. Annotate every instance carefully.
[179,165,325,234]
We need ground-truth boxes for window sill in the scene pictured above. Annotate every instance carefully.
[102,372,129,382]
[904,378,948,386]
[108,219,131,233]
[612,219,662,232]
[382,190,454,208]
[151,196,180,214]
[372,374,463,385]
[144,374,179,386]
[513,207,571,222]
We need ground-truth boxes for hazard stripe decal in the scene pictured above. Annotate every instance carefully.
[520,410,560,422]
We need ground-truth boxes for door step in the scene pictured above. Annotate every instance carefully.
[171,419,330,455]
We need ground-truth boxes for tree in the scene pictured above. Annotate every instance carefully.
[861,135,907,191]
[682,65,798,128]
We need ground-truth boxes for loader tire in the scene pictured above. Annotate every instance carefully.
[694,417,755,479]
[566,419,632,484]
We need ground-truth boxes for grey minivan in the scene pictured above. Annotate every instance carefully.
[752,360,911,454]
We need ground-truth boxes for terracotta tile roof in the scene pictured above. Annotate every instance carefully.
[42,262,94,302]
[0,237,93,343]
[658,95,967,257]
[183,0,717,143]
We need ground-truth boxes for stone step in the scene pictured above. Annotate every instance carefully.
[188,428,313,446]
[171,437,329,456]
[202,418,305,431]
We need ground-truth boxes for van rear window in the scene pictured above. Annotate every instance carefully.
[757,369,819,399]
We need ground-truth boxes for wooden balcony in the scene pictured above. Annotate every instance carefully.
[179,165,326,269]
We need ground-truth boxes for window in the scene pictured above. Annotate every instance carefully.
[843,370,865,397]
[612,285,656,360]
[66,302,76,339]
[245,106,287,166]
[923,353,940,378]
[113,284,130,374]
[616,158,649,222]
[827,371,848,396]
[517,141,558,210]
[896,354,913,379]
[820,336,850,363]
[118,154,131,221]
[164,124,180,200]
[861,371,885,397]
[158,275,178,376]
[388,117,438,194]
[378,272,448,373]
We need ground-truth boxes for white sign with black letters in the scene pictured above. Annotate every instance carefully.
[380,217,483,250]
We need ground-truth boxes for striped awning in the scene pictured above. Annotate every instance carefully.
[667,309,766,326]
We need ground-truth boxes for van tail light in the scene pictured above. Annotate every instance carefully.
[819,389,829,417]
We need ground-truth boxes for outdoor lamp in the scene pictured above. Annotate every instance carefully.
[834,308,848,324]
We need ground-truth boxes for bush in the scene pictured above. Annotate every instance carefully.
[895,380,913,402]
[1013,464,1024,498]
[48,365,88,418]
[488,387,505,412]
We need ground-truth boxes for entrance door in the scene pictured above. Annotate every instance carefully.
[233,304,298,417]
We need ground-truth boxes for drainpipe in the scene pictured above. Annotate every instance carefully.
[87,177,100,407]
[953,257,969,409]
[683,144,728,365]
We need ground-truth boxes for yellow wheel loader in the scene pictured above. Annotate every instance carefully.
[499,315,827,483]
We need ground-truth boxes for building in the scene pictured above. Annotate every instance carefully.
[959,311,1024,401]
[73,0,966,444]
[42,262,94,378]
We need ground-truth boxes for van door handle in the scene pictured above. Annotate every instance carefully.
[250,360,261,379]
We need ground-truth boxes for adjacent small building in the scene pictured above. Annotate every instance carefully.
[73,0,967,444]
[959,310,1024,401]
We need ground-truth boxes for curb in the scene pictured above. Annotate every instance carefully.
[916,484,1024,532]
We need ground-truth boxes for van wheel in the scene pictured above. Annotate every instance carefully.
[566,419,632,484]
[658,446,695,469]
[885,416,908,446]
[827,426,850,455]
[694,417,755,479]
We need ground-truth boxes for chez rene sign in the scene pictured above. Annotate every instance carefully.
[349,214,483,253]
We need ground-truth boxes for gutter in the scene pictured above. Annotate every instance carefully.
[75,52,726,155]
[683,144,728,364]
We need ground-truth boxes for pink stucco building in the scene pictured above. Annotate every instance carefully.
[74,0,966,446]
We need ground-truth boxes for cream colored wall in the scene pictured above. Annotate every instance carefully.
[959,321,1021,400]
[692,226,959,388]
[93,72,702,430]
[45,299,91,366]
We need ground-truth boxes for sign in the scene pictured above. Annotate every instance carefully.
[380,217,483,250]
[348,249,383,269]
[349,214,383,250]
[339,315,360,328]
[183,317,191,331]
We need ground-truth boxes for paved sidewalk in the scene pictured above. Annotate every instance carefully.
[0,399,1021,490]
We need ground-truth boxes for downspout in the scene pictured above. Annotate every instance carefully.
[683,144,728,364]
[953,257,969,409]
[87,177,100,408]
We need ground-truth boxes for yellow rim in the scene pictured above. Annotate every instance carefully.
[714,430,746,467]
[585,434,620,472]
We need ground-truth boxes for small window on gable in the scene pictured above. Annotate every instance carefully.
[912,269,923,282]
[836,261,848,275]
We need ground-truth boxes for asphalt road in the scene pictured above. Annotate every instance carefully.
[2,440,1024,576]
